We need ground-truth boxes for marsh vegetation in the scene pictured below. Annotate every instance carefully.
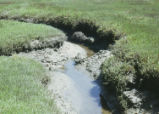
[0,0,159,113]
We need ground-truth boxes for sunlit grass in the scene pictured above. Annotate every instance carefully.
[0,56,59,114]
[0,19,64,113]
[0,0,158,66]
[0,19,64,54]
[0,0,159,112]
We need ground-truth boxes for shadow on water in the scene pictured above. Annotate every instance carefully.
[96,75,122,114]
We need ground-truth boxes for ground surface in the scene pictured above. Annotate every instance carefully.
[0,0,159,113]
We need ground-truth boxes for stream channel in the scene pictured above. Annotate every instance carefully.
[18,39,111,114]
[63,60,101,114]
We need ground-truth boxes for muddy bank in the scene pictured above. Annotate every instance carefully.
[19,41,87,70]
[14,32,146,114]
[16,31,114,113]
[18,41,87,113]
[15,35,159,114]
[0,34,67,56]
[75,50,112,79]
[0,16,121,50]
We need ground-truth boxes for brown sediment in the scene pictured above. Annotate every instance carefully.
[78,44,95,57]
[100,95,112,114]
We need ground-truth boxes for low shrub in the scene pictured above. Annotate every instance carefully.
[101,40,159,109]
[101,56,135,109]
[101,57,135,93]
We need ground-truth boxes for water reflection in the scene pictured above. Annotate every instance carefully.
[64,61,102,114]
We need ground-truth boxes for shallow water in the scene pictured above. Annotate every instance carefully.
[63,60,102,114]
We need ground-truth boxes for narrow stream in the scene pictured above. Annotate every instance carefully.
[63,60,102,114]
[18,40,111,114]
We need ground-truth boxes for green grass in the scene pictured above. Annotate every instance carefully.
[0,0,158,66]
[0,56,59,114]
[0,20,64,113]
[0,19,64,54]
[0,0,159,112]
[101,56,136,109]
